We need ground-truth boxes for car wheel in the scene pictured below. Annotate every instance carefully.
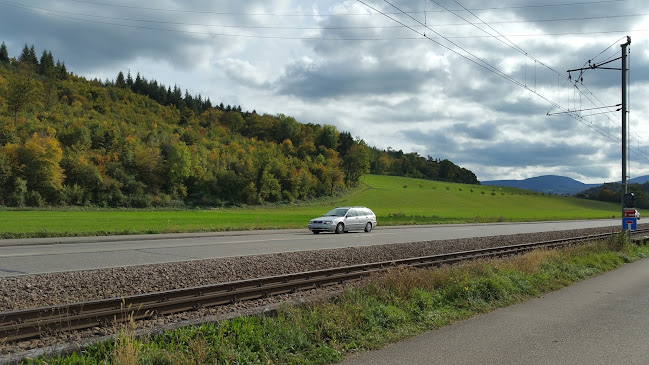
[335,223,344,234]
[312,231,320,234]
[364,222,372,233]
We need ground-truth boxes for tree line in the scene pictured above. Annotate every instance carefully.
[576,182,649,209]
[0,42,478,208]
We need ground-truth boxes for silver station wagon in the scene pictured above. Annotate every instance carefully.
[308,206,377,234]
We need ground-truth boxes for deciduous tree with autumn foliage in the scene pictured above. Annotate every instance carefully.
[0,41,478,208]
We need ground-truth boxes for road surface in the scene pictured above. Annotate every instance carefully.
[0,219,621,277]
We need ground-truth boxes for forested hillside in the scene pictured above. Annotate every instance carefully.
[0,42,478,208]
[576,182,649,209]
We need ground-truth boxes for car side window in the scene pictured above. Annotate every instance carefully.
[347,209,357,217]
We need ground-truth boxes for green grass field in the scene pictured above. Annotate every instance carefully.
[0,175,619,238]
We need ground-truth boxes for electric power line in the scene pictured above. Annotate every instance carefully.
[428,0,626,131]
[43,0,630,16]
[358,0,647,162]
[3,1,647,41]
[444,1,644,158]
[4,1,645,32]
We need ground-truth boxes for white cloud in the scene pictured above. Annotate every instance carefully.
[1,0,647,184]
[218,58,270,87]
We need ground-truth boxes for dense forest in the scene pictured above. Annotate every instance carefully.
[576,182,649,209]
[0,42,478,208]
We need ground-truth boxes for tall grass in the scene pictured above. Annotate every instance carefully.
[22,237,649,365]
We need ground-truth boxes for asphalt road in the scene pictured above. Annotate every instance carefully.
[0,219,621,277]
[341,258,649,365]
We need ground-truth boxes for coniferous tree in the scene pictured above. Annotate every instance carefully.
[41,51,58,110]
[166,86,172,104]
[171,85,184,109]
[133,72,144,94]
[126,71,133,88]
[184,90,193,110]
[39,50,55,75]
[0,42,9,64]
[203,97,212,110]
[148,80,160,102]
[195,94,203,113]
[57,61,67,80]
[28,45,38,65]
[115,71,126,88]
[19,44,39,68]
[18,44,32,65]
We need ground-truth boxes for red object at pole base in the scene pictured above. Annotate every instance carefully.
[623,208,636,218]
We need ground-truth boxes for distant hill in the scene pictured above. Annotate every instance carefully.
[483,174,649,196]
[628,175,649,184]
[575,175,649,208]
[482,175,599,195]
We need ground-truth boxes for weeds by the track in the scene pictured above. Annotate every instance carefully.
[20,234,648,365]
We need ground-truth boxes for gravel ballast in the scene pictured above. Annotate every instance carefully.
[0,225,633,359]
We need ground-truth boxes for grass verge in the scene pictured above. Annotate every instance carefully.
[20,235,648,365]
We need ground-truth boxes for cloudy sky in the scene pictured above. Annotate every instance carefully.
[1,0,648,183]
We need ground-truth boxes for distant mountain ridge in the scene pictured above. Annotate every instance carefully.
[482,175,649,196]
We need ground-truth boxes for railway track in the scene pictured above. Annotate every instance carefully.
[0,229,644,343]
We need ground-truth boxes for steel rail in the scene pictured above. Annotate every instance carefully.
[0,229,642,342]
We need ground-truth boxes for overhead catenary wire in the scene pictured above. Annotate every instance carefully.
[415,0,631,144]
[357,0,624,146]
[442,0,648,163]
[43,0,631,16]
[2,1,647,41]
[547,104,621,116]
[358,0,649,163]
[567,44,649,161]
[436,0,625,128]
[3,1,645,31]
[460,0,644,161]
[358,0,526,88]
[573,38,625,83]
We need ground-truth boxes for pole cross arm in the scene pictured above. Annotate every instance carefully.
[567,56,622,72]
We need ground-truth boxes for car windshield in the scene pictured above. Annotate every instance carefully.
[324,208,349,217]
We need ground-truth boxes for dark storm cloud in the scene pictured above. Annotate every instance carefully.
[275,59,429,99]
[490,98,551,117]
[500,0,646,34]
[452,123,499,140]
[401,126,605,169]
[0,1,262,75]
[370,97,452,124]
[2,4,162,65]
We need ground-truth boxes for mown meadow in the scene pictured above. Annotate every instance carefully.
[0,174,619,238]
